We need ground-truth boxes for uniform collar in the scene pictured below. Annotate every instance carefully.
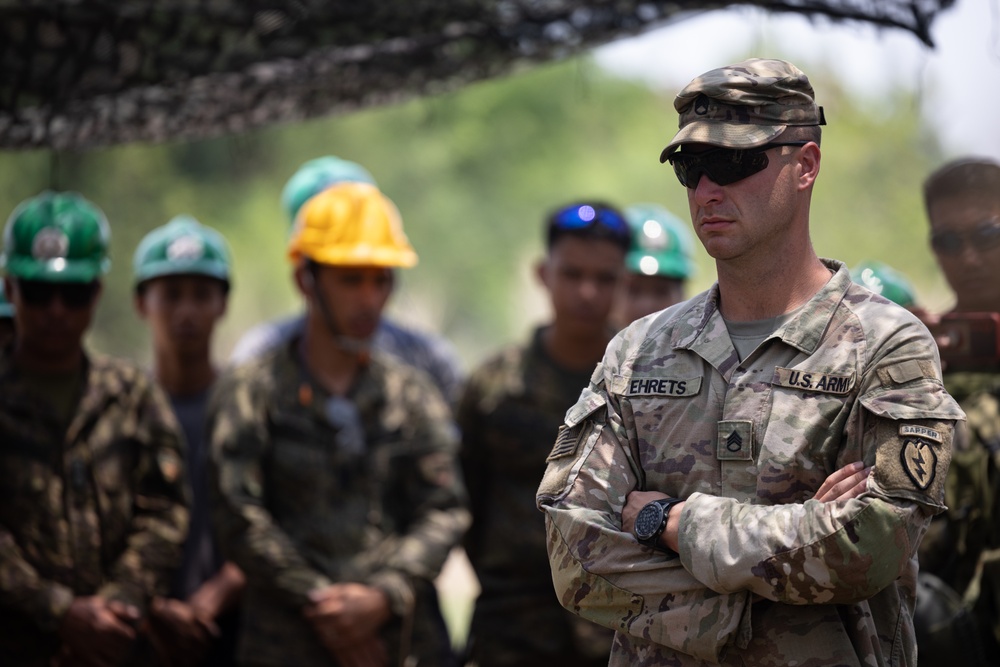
[674,258,849,367]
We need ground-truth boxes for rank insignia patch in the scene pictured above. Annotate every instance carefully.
[901,437,937,490]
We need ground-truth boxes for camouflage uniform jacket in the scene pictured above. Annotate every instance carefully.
[537,261,964,666]
[0,351,189,666]
[458,326,613,664]
[209,339,470,667]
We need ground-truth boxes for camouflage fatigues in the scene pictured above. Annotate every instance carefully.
[537,261,964,666]
[0,352,189,667]
[458,327,614,667]
[228,314,465,405]
[209,339,470,667]
[918,371,1000,662]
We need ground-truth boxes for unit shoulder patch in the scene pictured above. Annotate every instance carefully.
[900,437,937,490]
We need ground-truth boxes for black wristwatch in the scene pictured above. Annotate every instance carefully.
[634,497,684,555]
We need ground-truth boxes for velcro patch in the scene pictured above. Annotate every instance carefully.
[773,367,854,395]
[624,376,702,397]
[899,424,942,444]
[717,420,754,461]
[547,424,583,462]
[871,417,952,507]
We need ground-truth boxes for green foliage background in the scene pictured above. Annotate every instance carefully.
[0,53,949,371]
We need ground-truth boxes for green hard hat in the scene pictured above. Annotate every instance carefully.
[133,215,232,286]
[281,156,377,225]
[624,203,695,280]
[0,281,13,319]
[850,260,916,308]
[1,191,111,283]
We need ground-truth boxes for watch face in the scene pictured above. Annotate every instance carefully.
[634,503,663,540]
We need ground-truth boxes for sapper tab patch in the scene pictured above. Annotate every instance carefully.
[901,437,937,489]
[717,420,754,461]
[625,376,702,397]
[773,367,854,395]
[899,424,943,444]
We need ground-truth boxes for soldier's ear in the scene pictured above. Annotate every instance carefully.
[293,263,315,299]
[535,258,550,289]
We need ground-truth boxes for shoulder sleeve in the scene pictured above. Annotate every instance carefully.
[359,366,470,616]
[99,370,190,610]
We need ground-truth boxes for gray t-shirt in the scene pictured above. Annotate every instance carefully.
[724,310,800,362]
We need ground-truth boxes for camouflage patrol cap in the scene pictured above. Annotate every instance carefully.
[659,58,826,161]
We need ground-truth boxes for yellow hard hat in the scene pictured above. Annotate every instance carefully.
[288,181,418,268]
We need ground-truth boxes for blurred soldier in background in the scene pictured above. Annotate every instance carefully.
[917,157,1000,665]
[0,280,14,347]
[209,181,469,667]
[0,191,189,667]
[230,155,464,404]
[612,203,694,329]
[133,216,244,667]
[458,201,629,667]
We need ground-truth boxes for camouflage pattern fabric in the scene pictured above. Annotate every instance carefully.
[536,260,964,666]
[229,313,465,405]
[209,339,470,667]
[0,351,189,667]
[918,371,1000,662]
[458,326,614,667]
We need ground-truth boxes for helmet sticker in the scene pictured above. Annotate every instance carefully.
[31,227,70,260]
[166,235,205,262]
[640,219,670,250]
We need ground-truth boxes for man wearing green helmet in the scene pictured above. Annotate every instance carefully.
[612,203,695,329]
[230,155,464,405]
[133,215,244,667]
[0,191,189,667]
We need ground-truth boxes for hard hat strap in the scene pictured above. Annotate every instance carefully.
[306,261,372,359]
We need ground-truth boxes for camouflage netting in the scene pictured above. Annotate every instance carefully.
[0,0,955,150]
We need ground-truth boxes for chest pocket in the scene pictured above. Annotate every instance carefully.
[269,412,368,509]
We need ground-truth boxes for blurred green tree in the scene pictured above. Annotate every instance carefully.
[0,54,946,371]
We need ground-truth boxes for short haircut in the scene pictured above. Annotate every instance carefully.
[923,158,1000,213]
[545,201,631,253]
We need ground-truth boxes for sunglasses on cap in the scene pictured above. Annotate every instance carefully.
[665,142,810,189]
[550,204,630,238]
[16,280,99,309]
[930,219,1000,256]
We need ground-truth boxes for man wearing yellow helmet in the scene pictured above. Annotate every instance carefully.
[230,155,464,405]
[0,191,189,667]
[209,182,469,667]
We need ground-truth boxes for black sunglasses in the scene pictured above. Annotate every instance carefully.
[16,280,99,309]
[665,142,810,189]
[931,219,1000,256]
[550,204,630,239]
